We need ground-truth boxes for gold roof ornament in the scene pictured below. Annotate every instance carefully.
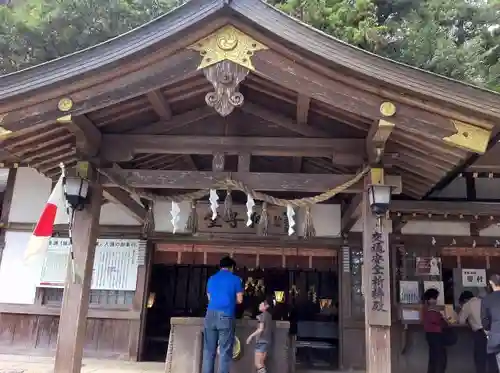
[0,114,12,140]
[443,120,491,154]
[189,25,268,71]
[57,97,74,123]
[56,115,72,123]
[0,126,12,140]
[380,101,396,117]
[58,97,73,112]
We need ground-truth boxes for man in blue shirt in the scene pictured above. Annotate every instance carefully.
[202,256,243,373]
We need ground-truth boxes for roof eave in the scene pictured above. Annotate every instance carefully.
[0,0,227,101]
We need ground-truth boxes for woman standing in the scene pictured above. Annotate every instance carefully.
[422,288,449,373]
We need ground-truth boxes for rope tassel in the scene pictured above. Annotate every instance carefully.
[303,205,316,239]
[223,189,233,221]
[258,202,269,236]
[186,200,198,234]
[141,202,155,237]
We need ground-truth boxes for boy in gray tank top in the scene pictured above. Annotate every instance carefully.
[246,296,274,373]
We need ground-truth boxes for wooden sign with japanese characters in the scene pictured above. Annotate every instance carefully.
[39,238,145,290]
[364,224,392,326]
[197,203,289,235]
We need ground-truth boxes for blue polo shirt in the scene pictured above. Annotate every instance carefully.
[207,269,243,317]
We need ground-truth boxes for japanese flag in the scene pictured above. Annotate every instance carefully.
[24,174,66,262]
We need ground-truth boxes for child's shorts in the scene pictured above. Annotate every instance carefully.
[255,340,270,353]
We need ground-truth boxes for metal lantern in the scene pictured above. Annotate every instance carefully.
[64,176,90,211]
[367,184,392,217]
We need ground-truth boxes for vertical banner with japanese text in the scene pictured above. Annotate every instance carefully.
[363,218,392,326]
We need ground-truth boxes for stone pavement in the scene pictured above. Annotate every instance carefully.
[0,354,365,373]
[0,355,164,373]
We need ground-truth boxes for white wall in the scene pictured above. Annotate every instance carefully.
[402,221,470,236]
[0,230,44,304]
[8,167,141,225]
[154,200,191,233]
[296,204,342,237]
[480,224,500,237]
[351,217,393,233]
[476,178,500,200]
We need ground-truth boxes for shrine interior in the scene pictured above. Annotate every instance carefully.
[144,244,339,370]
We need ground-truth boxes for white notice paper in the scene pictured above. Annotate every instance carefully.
[462,269,487,287]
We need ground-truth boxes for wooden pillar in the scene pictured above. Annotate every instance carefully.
[54,166,102,373]
[362,169,392,373]
[0,167,17,265]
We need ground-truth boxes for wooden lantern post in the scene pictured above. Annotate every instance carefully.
[362,167,392,373]
[53,164,102,373]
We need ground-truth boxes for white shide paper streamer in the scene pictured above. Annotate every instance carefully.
[246,194,255,227]
[209,189,219,220]
[286,204,295,236]
[170,201,181,234]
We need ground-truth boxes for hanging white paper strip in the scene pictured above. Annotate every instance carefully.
[287,204,295,236]
[209,189,219,220]
[246,194,255,227]
[170,201,181,234]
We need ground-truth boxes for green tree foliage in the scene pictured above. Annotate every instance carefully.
[0,0,180,73]
[0,0,499,92]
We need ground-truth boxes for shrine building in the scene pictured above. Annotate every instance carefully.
[0,0,500,372]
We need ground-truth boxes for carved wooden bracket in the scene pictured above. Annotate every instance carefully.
[203,60,248,117]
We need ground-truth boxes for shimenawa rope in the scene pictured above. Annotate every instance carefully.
[97,165,370,207]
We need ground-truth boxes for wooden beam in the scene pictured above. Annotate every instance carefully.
[0,167,17,265]
[146,90,172,120]
[391,217,407,233]
[101,168,402,193]
[296,94,311,126]
[389,200,500,217]
[128,106,214,135]
[100,135,364,162]
[146,89,196,169]
[0,49,200,133]
[467,142,500,172]
[294,94,310,172]
[252,50,492,154]
[292,157,302,172]
[366,116,395,164]
[54,166,102,373]
[341,194,362,234]
[103,187,146,223]
[241,102,330,137]
[66,115,101,156]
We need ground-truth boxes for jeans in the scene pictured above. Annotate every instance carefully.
[255,340,270,353]
[473,330,488,373]
[426,332,447,373]
[202,310,235,373]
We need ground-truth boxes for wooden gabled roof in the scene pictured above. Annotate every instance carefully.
[0,0,499,200]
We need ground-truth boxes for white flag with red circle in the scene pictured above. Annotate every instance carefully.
[24,174,66,261]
